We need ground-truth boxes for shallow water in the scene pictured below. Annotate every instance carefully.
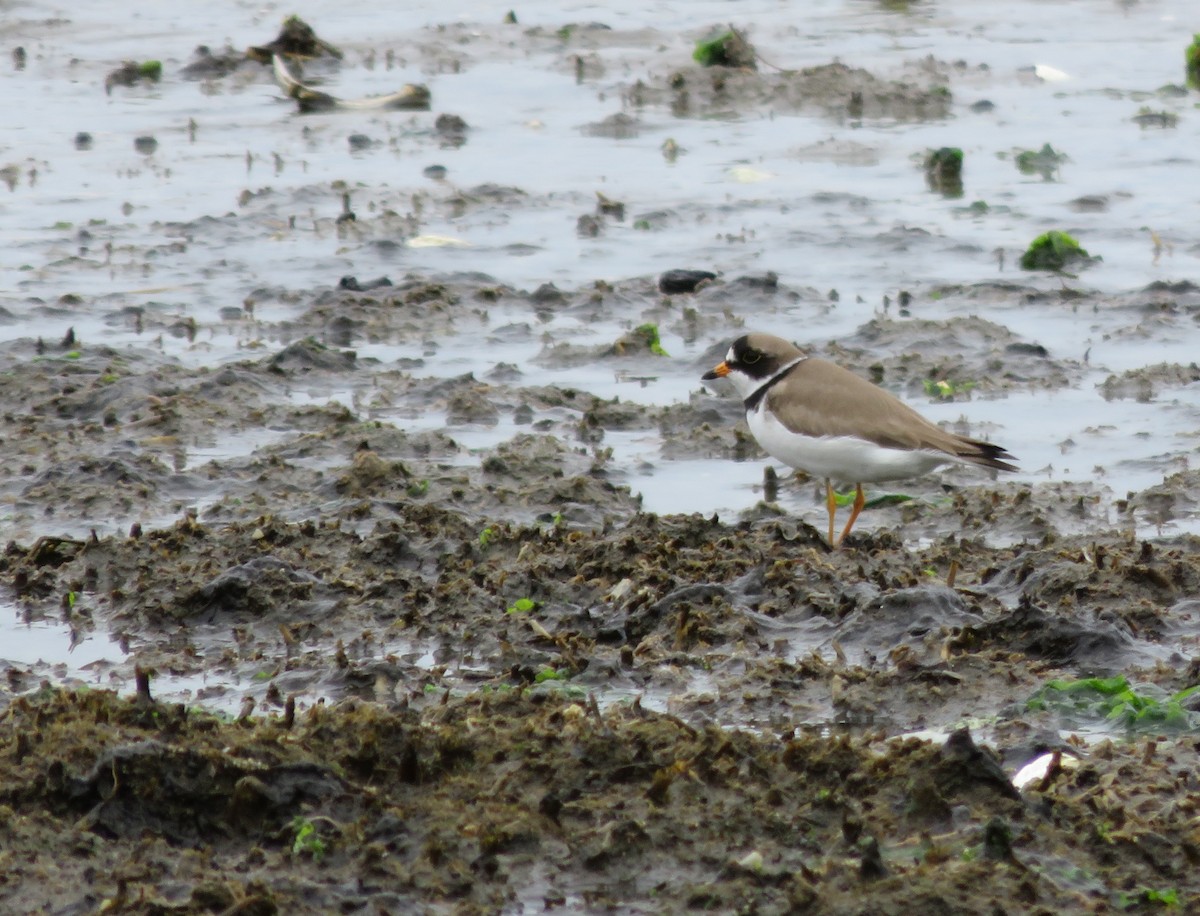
[5,1,1195,300]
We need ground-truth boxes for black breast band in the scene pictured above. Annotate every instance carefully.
[743,356,806,413]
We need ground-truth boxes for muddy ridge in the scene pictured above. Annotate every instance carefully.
[2,680,1197,913]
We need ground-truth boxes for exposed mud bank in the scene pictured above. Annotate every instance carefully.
[2,683,1197,913]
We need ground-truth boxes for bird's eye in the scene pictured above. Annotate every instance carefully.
[743,351,762,365]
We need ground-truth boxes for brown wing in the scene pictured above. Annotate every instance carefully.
[766,358,1017,471]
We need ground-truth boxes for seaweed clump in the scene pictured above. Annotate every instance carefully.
[693,27,757,69]
[1015,143,1068,180]
[104,60,162,95]
[924,147,964,197]
[1019,230,1094,272]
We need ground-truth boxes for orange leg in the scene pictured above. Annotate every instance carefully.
[824,479,837,548]
[836,483,866,547]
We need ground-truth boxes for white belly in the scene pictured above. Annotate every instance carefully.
[748,402,950,484]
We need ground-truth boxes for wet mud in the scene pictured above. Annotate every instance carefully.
[4,685,1198,914]
[5,269,1200,912]
[4,7,1200,915]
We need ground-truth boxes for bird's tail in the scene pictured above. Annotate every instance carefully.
[957,438,1018,473]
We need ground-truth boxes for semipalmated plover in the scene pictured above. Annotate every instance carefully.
[702,333,1017,547]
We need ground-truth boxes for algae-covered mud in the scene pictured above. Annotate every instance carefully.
[3,686,1198,913]
[3,0,1200,912]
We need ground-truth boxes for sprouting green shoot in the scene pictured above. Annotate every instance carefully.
[291,817,326,861]
[506,597,536,615]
